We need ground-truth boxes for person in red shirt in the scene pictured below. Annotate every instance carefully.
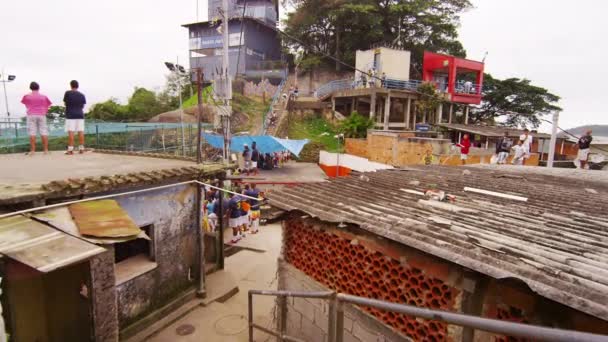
[456,134,471,165]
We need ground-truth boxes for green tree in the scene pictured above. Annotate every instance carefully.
[88,98,128,121]
[340,111,374,138]
[415,82,443,122]
[127,87,162,121]
[283,0,471,75]
[46,105,66,120]
[471,74,561,128]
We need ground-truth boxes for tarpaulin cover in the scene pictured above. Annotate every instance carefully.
[203,134,309,157]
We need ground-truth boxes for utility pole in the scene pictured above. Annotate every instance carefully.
[547,111,559,168]
[220,0,232,164]
[177,56,186,156]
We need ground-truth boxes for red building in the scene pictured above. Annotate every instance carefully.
[422,51,484,105]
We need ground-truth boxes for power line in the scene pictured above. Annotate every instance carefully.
[540,119,608,154]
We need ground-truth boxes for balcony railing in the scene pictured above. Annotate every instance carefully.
[315,77,449,99]
[454,82,482,96]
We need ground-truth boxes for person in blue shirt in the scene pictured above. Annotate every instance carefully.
[244,183,262,234]
[226,191,243,244]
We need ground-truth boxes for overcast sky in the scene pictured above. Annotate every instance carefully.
[0,0,605,131]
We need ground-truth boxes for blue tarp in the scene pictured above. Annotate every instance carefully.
[202,134,309,157]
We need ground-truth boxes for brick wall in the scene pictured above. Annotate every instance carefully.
[281,215,464,341]
[345,139,369,159]
[90,249,119,342]
[280,213,608,341]
[347,132,540,167]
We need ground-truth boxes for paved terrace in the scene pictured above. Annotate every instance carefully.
[0,151,227,206]
[267,165,608,322]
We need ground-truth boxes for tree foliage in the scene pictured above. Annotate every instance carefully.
[470,74,561,128]
[283,0,471,75]
[46,105,66,120]
[415,82,443,121]
[340,111,375,138]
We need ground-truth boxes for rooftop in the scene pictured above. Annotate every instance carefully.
[437,123,552,139]
[0,151,227,205]
[267,165,608,321]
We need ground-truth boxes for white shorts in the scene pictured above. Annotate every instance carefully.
[460,154,468,160]
[27,116,48,136]
[577,148,590,161]
[244,160,252,169]
[65,119,85,132]
[251,161,258,168]
[229,217,240,228]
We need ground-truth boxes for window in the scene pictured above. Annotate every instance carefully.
[114,225,157,285]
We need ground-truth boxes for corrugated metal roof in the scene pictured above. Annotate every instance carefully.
[437,123,552,139]
[0,216,105,272]
[267,166,608,321]
[69,200,142,238]
[32,207,149,245]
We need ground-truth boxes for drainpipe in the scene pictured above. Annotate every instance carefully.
[196,181,206,298]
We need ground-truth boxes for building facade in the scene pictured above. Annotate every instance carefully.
[184,0,283,81]
[0,151,228,341]
[269,166,608,341]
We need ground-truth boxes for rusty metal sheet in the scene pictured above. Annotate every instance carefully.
[32,207,149,245]
[0,215,105,272]
[69,200,141,238]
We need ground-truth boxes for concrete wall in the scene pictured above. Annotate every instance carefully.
[279,213,608,342]
[346,132,540,167]
[114,185,199,331]
[295,69,354,96]
[319,151,393,173]
[90,249,119,342]
[379,48,410,80]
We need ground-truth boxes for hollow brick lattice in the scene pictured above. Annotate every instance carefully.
[284,220,458,341]
[493,307,533,342]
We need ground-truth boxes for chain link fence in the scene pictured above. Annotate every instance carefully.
[0,117,212,158]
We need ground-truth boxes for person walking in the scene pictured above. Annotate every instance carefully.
[21,82,52,155]
[63,80,87,155]
[495,131,513,164]
[575,130,593,169]
[226,191,243,244]
[456,134,471,165]
[245,183,262,234]
[512,140,526,165]
[242,144,252,175]
[251,142,260,176]
[519,129,533,163]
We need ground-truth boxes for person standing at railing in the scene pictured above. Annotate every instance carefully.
[63,80,87,155]
[21,82,52,155]
[381,73,387,88]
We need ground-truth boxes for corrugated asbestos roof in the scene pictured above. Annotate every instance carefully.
[0,216,105,272]
[437,123,552,139]
[267,166,608,321]
[69,200,142,238]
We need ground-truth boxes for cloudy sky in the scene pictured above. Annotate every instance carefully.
[0,0,605,131]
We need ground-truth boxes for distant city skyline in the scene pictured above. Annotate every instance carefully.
[0,0,606,132]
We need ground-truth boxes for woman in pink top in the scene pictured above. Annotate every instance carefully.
[21,82,52,155]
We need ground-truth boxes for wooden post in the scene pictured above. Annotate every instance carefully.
[464,105,469,125]
[383,94,391,130]
[405,98,411,129]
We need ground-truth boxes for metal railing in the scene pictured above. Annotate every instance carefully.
[454,82,482,95]
[315,79,354,99]
[248,290,608,342]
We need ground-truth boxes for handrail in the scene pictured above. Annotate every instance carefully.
[263,77,286,134]
[248,289,608,342]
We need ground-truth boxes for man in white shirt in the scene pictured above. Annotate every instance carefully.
[519,129,533,161]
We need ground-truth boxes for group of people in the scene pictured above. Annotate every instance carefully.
[456,129,535,165]
[240,142,291,175]
[357,68,387,89]
[456,129,595,168]
[203,184,265,245]
[20,80,87,155]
